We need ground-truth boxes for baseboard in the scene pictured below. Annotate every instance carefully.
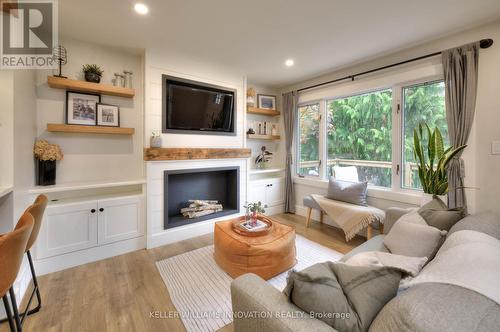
[34,236,146,275]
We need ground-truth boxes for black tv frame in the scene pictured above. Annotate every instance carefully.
[161,74,237,136]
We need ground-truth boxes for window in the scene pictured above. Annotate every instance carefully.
[298,103,320,176]
[402,80,448,189]
[296,78,448,192]
[327,89,392,187]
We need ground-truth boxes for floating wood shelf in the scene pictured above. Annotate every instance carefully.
[247,134,281,140]
[247,107,280,116]
[47,124,135,135]
[47,76,135,98]
[144,148,251,161]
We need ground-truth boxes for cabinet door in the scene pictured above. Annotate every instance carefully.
[248,181,267,205]
[36,201,98,259]
[97,195,144,245]
[265,179,285,207]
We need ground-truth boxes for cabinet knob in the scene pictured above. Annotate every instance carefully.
[91,209,96,213]
[99,208,104,212]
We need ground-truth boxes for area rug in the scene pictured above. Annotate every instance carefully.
[156,235,343,332]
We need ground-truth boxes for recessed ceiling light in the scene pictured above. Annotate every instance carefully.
[134,3,149,15]
[285,59,294,67]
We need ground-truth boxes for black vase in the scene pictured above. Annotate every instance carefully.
[36,160,56,186]
[84,72,101,83]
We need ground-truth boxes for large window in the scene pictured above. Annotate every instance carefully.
[296,78,448,192]
[298,103,320,176]
[327,89,392,187]
[402,81,448,189]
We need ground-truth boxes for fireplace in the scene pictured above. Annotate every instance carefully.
[163,166,240,229]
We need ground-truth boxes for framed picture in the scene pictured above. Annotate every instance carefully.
[257,94,277,110]
[66,91,100,126]
[97,103,120,127]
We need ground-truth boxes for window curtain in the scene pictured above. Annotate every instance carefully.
[283,91,298,213]
[442,42,479,209]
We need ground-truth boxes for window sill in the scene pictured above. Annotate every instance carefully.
[293,176,422,206]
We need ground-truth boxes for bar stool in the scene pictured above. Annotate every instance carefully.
[0,212,34,332]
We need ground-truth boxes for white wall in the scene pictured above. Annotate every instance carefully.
[281,20,500,216]
[35,38,144,183]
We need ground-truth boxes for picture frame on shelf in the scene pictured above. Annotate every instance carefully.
[66,91,100,126]
[257,94,276,110]
[97,103,120,127]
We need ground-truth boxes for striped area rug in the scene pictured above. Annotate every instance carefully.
[156,235,343,332]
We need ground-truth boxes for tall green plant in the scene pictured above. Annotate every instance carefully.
[413,124,466,195]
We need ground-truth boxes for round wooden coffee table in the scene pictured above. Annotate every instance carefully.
[213,215,297,280]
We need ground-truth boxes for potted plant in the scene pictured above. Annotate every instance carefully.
[82,64,104,83]
[34,140,63,186]
[254,146,272,169]
[413,124,466,204]
[244,201,268,226]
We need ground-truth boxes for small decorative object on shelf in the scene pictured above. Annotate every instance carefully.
[271,124,278,136]
[66,91,101,126]
[82,64,103,83]
[255,146,272,169]
[52,45,67,78]
[34,140,63,186]
[257,94,277,110]
[246,128,255,135]
[150,131,162,148]
[97,103,120,127]
[123,70,133,88]
[112,73,124,87]
[244,201,268,227]
[246,87,256,107]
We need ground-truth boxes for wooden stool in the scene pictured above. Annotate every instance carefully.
[0,212,34,332]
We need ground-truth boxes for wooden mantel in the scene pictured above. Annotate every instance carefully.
[144,148,252,161]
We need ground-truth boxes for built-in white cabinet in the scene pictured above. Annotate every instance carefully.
[248,177,284,208]
[36,194,144,259]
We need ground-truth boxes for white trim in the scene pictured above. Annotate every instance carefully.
[0,185,14,198]
[249,168,284,174]
[29,179,146,194]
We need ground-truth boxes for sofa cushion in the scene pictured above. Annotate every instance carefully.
[418,196,465,231]
[284,261,401,332]
[326,178,368,206]
[449,212,500,240]
[383,219,446,259]
[340,235,388,262]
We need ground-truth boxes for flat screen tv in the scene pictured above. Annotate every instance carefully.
[162,75,236,135]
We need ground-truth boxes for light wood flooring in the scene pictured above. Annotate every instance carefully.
[1,214,364,332]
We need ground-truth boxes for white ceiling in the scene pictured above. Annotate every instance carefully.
[59,0,500,87]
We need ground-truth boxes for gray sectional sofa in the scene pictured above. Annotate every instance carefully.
[231,209,500,332]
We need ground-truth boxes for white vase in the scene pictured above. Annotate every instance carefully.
[150,136,162,148]
[420,193,448,207]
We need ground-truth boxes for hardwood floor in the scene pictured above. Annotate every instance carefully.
[1,214,364,332]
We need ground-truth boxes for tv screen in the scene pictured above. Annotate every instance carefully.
[162,75,236,135]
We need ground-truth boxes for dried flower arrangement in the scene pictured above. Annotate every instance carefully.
[34,140,64,161]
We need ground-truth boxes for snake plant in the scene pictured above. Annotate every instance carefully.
[413,124,466,195]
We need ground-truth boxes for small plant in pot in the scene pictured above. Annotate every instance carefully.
[413,124,466,202]
[82,64,103,83]
[244,201,268,226]
[34,140,63,186]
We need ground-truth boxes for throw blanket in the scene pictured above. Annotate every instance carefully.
[401,230,500,306]
[311,194,385,241]
[345,251,427,277]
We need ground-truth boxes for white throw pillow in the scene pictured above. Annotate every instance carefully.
[345,251,428,277]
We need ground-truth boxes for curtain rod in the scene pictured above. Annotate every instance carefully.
[284,38,493,95]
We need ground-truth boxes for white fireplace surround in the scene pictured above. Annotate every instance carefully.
[146,159,247,249]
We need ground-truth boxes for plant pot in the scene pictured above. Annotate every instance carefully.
[84,72,101,83]
[36,159,56,186]
[420,193,448,207]
[150,136,162,148]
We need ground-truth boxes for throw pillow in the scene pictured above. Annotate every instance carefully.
[326,178,368,206]
[283,262,401,332]
[345,251,428,277]
[383,219,447,258]
[418,197,466,231]
[397,209,427,225]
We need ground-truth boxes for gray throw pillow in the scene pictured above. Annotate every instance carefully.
[383,219,446,259]
[418,196,466,231]
[283,262,401,332]
[326,178,368,206]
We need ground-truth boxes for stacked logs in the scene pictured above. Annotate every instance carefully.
[180,200,223,219]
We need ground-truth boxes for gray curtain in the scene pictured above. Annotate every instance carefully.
[442,42,479,209]
[283,91,298,213]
